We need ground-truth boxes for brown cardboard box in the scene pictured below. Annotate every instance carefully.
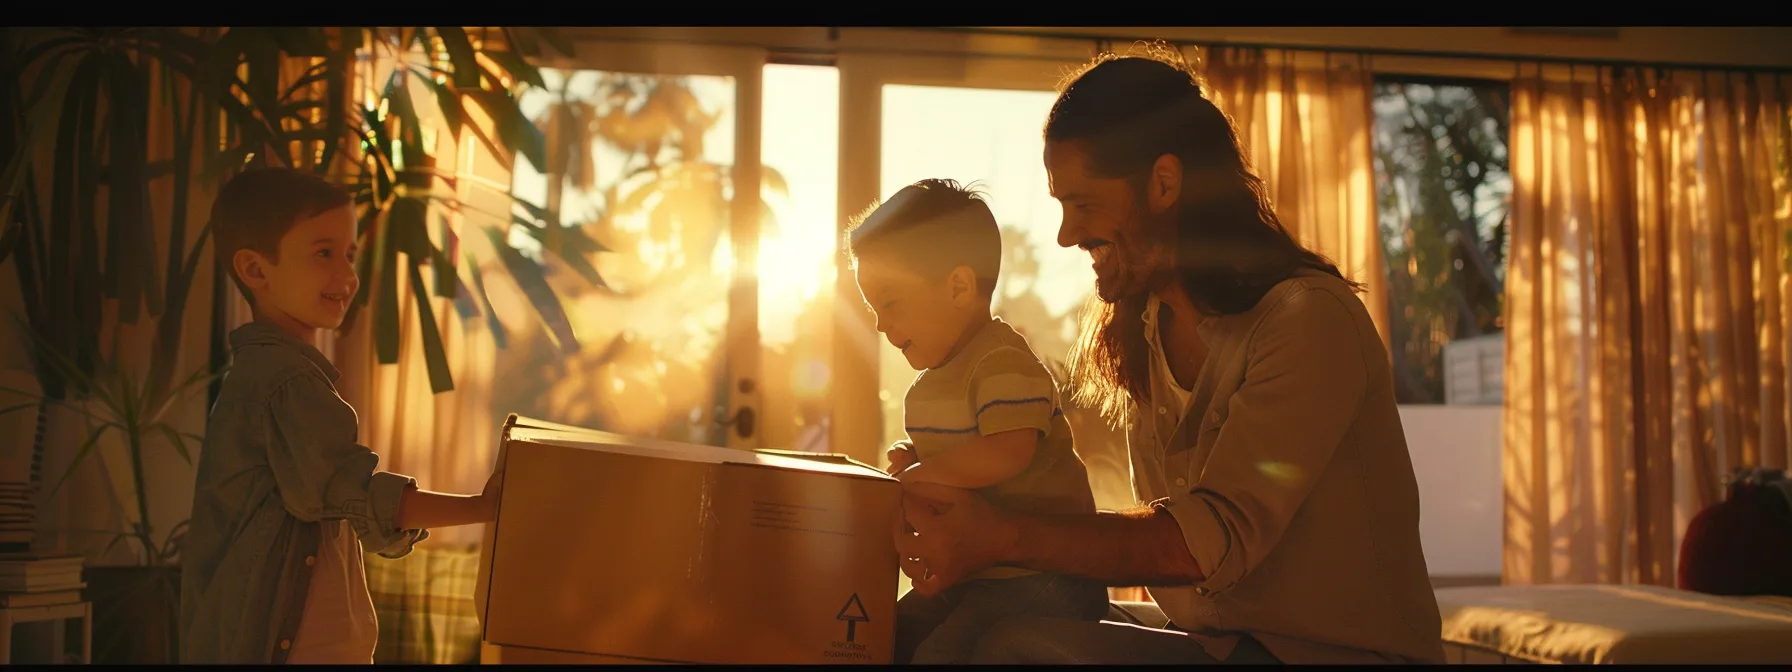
[474,415,901,664]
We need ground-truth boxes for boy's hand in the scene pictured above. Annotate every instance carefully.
[479,470,504,522]
[886,440,919,476]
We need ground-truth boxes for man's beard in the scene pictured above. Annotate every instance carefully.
[1094,210,1178,304]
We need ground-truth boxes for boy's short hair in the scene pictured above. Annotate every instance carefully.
[210,168,353,301]
[845,178,1003,298]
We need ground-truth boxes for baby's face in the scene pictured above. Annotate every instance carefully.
[854,254,968,371]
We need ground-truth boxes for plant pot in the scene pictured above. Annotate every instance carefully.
[83,565,181,664]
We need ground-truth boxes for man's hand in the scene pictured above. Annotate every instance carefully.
[892,480,1019,597]
[886,440,919,477]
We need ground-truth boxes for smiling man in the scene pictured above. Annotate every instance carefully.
[891,48,1447,664]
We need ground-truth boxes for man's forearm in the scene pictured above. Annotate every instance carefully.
[1001,507,1205,586]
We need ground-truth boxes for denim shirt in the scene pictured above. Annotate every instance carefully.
[180,322,427,663]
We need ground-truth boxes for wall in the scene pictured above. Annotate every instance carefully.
[1401,405,1503,580]
[2,42,230,563]
[982,27,1792,70]
[554,27,1792,76]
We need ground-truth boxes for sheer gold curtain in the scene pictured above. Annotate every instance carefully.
[329,55,512,549]
[1197,47,1388,342]
[1504,65,1791,587]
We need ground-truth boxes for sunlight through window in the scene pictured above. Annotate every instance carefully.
[759,63,841,452]
[877,84,1133,511]
[499,67,740,446]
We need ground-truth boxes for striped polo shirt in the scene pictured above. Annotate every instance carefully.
[904,318,1098,580]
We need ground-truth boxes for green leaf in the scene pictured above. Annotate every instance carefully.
[373,209,401,365]
[147,360,225,426]
[387,196,431,260]
[416,73,465,140]
[149,422,193,466]
[0,44,34,192]
[350,205,382,310]
[466,249,509,350]
[407,263,455,393]
[382,67,424,149]
[100,530,135,562]
[48,420,118,500]
[465,89,546,172]
[0,217,19,266]
[512,215,608,289]
[483,50,544,90]
[502,28,541,59]
[434,214,459,300]
[482,226,577,353]
[42,47,105,394]
[762,165,789,198]
[278,59,333,102]
[431,27,482,90]
[450,273,481,321]
[527,27,577,58]
[310,36,355,174]
[272,28,332,58]
[105,49,161,323]
[146,218,212,401]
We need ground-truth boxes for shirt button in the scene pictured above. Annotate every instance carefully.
[1175,477,1188,487]
[1158,406,1168,415]
[1196,587,1211,597]
[1209,410,1221,423]
[280,639,292,650]
[305,555,316,567]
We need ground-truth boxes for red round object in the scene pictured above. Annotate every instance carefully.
[1677,482,1792,598]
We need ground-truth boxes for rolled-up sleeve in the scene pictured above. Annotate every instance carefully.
[265,371,428,558]
[1155,288,1368,595]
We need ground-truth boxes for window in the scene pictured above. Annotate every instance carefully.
[1372,77,1513,405]
[876,84,1136,512]
[501,68,740,444]
[759,63,841,453]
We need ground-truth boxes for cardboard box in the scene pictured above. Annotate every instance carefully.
[474,415,901,664]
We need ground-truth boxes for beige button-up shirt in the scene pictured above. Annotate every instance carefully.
[1130,269,1445,664]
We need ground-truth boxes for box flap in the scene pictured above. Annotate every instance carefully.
[506,426,895,482]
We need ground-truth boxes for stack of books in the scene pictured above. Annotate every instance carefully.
[0,479,31,552]
[0,552,85,608]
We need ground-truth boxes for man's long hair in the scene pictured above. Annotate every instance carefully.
[1048,46,1364,426]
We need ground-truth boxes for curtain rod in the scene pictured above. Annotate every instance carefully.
[927,27,1792,75]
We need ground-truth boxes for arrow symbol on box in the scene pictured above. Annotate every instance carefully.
[836,593,869,642]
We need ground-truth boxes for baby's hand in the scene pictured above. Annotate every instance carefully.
[886,440,919,476]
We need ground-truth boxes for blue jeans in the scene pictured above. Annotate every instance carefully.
[895,572,1109,664]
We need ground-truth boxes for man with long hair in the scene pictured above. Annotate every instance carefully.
[893,47,1446,664]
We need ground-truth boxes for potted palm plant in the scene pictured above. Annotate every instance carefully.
[0,25,592,662]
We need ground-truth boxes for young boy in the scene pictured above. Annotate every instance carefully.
[180,168,501,664]
[848,178,1110,664]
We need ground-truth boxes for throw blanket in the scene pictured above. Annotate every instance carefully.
[363,544,484,664]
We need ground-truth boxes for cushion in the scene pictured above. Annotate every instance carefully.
[364,544,485,665]
[1678,474,1792,598]
[1436,584,1792,664]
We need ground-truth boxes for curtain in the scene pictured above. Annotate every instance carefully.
[334,273,501,548]
[1197,47,1389,343]
[332,113,508,549]
[1503,65,1791,586]
[321,46,509,549]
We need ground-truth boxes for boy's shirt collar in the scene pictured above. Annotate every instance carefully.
[229,320,341,382]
